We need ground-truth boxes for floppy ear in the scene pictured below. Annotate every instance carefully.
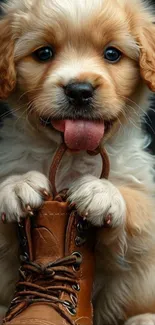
[138,24,155,92]
[0,17,16,99]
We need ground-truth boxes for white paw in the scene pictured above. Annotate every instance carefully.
[0,171,50,223]
[125,314,155,325]
[67,175,126,227]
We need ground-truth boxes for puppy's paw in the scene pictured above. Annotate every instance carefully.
[125,314,155,325]
[0,171,50,223]
[67,175,126,227]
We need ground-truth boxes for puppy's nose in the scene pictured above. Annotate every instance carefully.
[65,82,94,105]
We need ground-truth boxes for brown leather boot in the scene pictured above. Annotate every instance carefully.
[3,194,95,325]
[3,144,109,325]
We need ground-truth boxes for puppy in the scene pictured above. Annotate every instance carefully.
[0,0,155,324]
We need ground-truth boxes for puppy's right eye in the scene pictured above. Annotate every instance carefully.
[33,46,54,62]
[104,47,121,63]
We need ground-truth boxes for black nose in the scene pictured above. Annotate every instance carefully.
[65,82,94,105]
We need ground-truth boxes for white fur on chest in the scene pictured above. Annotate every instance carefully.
[0,118,154,190]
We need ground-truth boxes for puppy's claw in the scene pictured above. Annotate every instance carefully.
[1,212,7,223]
[81,211,88,220]
[26,205,32,212]
[25,205,34,216]
[104,214,112,228]
[41,189,50,199]
[43,190,50,197]
[29,211,34,216]
[69,202,76,209]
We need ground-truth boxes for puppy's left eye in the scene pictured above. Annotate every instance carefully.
[104,47,122,63]
[33,46,54,62]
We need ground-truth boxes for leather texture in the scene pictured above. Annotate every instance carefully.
[3,196,95,325]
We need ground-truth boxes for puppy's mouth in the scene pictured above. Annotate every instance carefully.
[40,117,114,151]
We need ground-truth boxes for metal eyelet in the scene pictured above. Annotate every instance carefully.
[21,237,27,247]
[77,219,89,233]
[67,306,77,316]
[77,222,84,233]
[72,283,80,291]
[70,293,77,306]
[11,297,19,304]
[75,236,86,247]
[63,300,76,315]
[20,252,29,262]
[63,300,72,307]
[72,252,82,271]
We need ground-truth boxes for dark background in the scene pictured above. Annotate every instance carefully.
[0,0,155,153]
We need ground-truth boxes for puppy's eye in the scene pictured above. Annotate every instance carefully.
[33,46,54,62]
[104,47,121,63]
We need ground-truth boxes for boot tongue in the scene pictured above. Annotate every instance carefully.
[30,201,69,264]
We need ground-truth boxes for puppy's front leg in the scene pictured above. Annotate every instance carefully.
[68,175,153,245]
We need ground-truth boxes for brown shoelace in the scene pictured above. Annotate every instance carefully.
[4,254,82,325]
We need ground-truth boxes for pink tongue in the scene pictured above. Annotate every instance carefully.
[51,120,105,151]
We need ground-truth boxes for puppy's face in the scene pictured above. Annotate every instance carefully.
[0,0,155,150]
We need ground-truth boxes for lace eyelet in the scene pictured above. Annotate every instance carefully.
[20,253,29,262]
[11,297,19,304]
[75,236,86,247]
[63,300,72,307]
[77,219,89,233]
[72,252,82,271]
[66,306,77,316]
[21,236,27,247]
[63,300,76,315]
[72,283,80,291]
[70,293,77,306]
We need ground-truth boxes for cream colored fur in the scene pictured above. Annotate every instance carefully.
[0,1,155,325]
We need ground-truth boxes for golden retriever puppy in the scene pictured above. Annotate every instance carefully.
[0,0,155,324]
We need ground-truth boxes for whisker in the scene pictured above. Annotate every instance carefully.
[0,106,21,120]
[18,87,43,102]
[122,95,151,119]
[120,95,155,133]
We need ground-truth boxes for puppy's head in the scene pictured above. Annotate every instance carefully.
[0,0,154,150]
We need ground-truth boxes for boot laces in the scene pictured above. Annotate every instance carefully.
[5,253,82,325]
